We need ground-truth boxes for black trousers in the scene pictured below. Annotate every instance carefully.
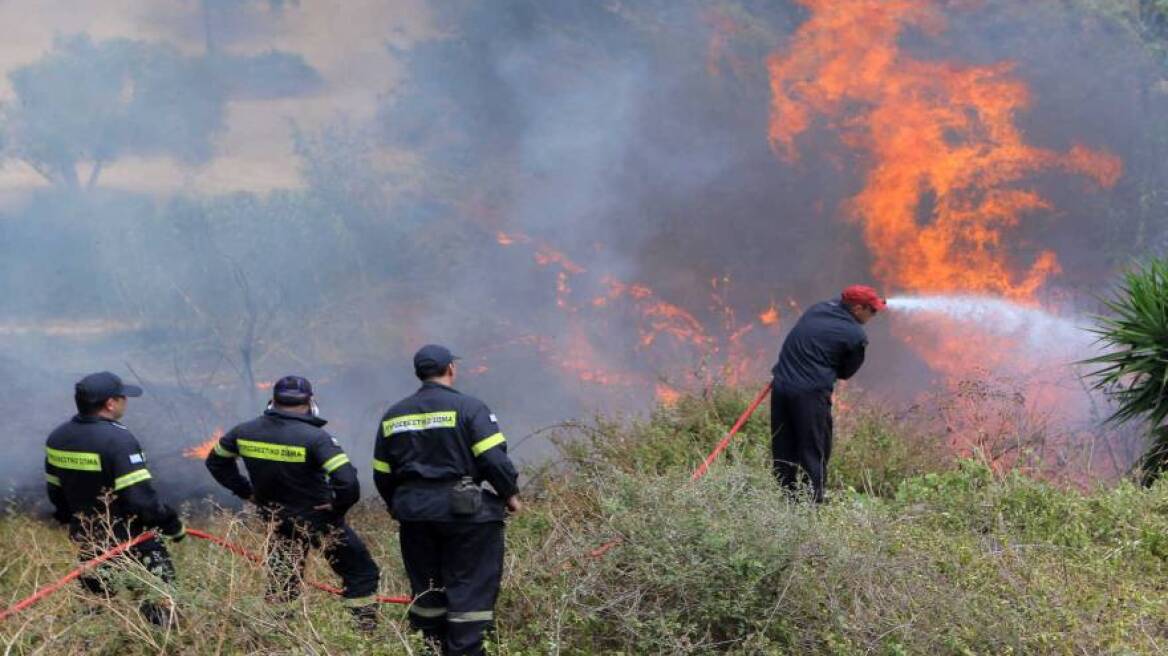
[267,516,381,607]
[400,520,504,656]
[770,384,833,502]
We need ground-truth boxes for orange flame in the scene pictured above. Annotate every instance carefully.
[602,277,712,349]
[765,2,1125,480]
[489,234,782,397]
[534,247,586,275]
[655,382,682,406]
[184,428,224,460]
[758,305,780,326]
[767,0,1121,300]
[496,231,532,247]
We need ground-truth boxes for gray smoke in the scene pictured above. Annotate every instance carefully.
[1,1,1164,508]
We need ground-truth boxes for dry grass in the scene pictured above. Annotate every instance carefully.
[2,385,1167,654]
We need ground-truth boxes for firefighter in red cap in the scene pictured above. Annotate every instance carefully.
[770,285,886,502]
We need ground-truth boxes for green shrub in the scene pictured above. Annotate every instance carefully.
[831,396,955,497]
[3,387,1167,654]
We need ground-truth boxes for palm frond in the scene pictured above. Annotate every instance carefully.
[1081,258,1168,483]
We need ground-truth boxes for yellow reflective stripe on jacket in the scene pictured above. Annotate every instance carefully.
[213,443,237,458]
[371,458,391,473]
[470,432,506,457]
[321,453,350,473]
[45,473,61,486]
[382,411,457,436]
[236,439,306,463]
[113,468,152,490]
[46,447,102,471]
[448,610,494,623]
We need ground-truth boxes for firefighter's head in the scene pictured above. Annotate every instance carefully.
[74,371,143,420]
[841,285,887,325]
[272,375,317,415]
[414,344,460,384]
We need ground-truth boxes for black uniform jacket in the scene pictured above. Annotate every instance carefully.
[205,408,360,520]
[45,415,184,540]
[771,299,868,392]
[373,382,519,523]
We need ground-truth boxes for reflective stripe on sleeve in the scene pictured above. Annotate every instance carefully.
[45,447,101,471]
[470,432,506,457]
[113,468,152,491]
[448,610,494,623]
[408,605,447,618]
[45,473,61,486]
[321,453,350,473]
[213,443,237,458]
[371,458,391,473]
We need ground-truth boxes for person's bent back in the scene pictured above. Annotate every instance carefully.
[770,286,884,501]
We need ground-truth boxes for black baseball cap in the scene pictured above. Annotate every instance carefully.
[273,375,313,404]
[413,344,459,377]
[75,371,143,404]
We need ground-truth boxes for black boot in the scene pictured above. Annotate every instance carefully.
[349,604,379,633]
[421,628,447,656]
[139,600,174,629]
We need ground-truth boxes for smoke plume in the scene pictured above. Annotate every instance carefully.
[0,1,1163,506]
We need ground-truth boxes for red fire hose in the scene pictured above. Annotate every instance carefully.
[184,528,409,605]
[0,530,156,623]
[690,382,773,481]
[587,381,774,559]
[3,384,772,621]
[0,527,410,623]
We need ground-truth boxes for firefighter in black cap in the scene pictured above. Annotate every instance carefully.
[44,371,186,626]
[374,345,521,656]
[205,375,381,631]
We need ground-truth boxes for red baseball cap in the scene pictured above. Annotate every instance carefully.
[841,285,887,312]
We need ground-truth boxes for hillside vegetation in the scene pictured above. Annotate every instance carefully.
[2,386,1167,654]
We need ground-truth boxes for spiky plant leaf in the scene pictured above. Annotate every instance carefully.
[1083,258,1168,483]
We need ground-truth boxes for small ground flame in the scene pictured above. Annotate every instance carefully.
[655,383,683,406]
[184,428,224,460]
[492,236,784,400]
[758,305,780,326]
